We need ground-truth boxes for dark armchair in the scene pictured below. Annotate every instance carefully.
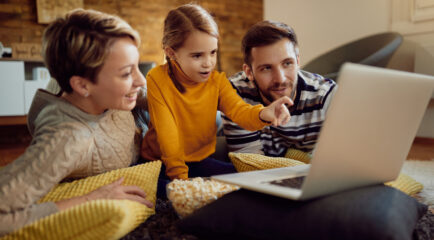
[302,32,403,81]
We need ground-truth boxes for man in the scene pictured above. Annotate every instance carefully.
[222,20,337,157]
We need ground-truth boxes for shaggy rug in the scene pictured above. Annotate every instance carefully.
[401,160,434,208]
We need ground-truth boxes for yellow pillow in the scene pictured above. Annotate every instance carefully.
[229,152,423,196]
[385,173,423,197]
[2,161,161,240]
[1,199,146,240]
[229,152,305,172]
[284,148,312,164]
[39,161,161,204]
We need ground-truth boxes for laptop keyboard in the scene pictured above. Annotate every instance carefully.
[266,176,306,189]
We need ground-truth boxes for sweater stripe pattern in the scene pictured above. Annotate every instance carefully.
[222,70,337,156]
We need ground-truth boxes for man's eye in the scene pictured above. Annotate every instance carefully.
[211,50,217,55]
[283,61,293,67]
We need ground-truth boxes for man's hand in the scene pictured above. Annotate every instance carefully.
[259,96,293,126]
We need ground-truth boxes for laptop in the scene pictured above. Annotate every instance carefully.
[212,63,434,200]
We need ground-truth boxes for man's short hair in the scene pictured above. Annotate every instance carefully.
[242,20,298,66]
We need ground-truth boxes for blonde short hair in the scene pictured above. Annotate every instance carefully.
[42,9,140,93]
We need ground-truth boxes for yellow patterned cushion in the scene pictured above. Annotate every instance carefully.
[385,173,423,197]
[229,152,305,172]
[39,161,161,204]
[229,152,423,196]
[284,148,312,163]
[1,199,146,240]
[2,161,161,240]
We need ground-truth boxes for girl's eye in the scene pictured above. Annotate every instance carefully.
[122,71,132,78]
[192,54,201,59]
[260,66,271,72]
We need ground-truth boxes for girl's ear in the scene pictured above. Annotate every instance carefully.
[164,47,176,61]
[69,76,91,97]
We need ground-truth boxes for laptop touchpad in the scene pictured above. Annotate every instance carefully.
[265,176,306,189]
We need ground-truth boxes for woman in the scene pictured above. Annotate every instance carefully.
[0,9,152,236]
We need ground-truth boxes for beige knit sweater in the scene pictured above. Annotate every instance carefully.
[0,90,140,236]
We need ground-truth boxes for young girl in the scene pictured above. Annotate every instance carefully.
[141,4,292,183]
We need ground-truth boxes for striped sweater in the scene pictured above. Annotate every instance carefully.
[222,70,337,156]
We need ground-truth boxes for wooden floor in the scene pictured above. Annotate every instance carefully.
[407,137,434,161]
[0,125,32,166]
[1,125,433,166]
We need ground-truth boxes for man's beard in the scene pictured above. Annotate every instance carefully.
[252,74,297,105]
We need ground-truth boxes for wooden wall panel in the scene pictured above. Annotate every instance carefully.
[36,0,84,24]
[392,0,434,35]
[0,0,263,76]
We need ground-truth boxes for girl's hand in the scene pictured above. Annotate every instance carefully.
[55,177,153,210]
[259,96,293,126]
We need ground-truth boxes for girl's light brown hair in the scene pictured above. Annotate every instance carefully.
[162,4,219,93]
[42,9,140,93]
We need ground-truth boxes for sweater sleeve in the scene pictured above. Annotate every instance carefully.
[217,73,269,131]
[0,126,85,236]
[146,74,188,180]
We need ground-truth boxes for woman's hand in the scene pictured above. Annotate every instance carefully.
[85,177,153,207]
[259,96,293,126]
[55,177,153,210]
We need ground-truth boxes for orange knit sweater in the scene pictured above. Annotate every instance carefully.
[141,62,268,179]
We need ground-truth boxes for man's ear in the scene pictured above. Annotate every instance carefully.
[69,76,91,97]
[296,54,301,69]
[243,63,254,81]
[164,47,176,61]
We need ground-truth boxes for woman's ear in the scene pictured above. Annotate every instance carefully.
[164,47,176,61]
[69,76,91,97]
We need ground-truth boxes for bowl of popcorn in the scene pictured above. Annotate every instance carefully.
[166,177,240,218]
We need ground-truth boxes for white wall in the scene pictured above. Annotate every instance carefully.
[264,0,434,138]
[264,0,391,66]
